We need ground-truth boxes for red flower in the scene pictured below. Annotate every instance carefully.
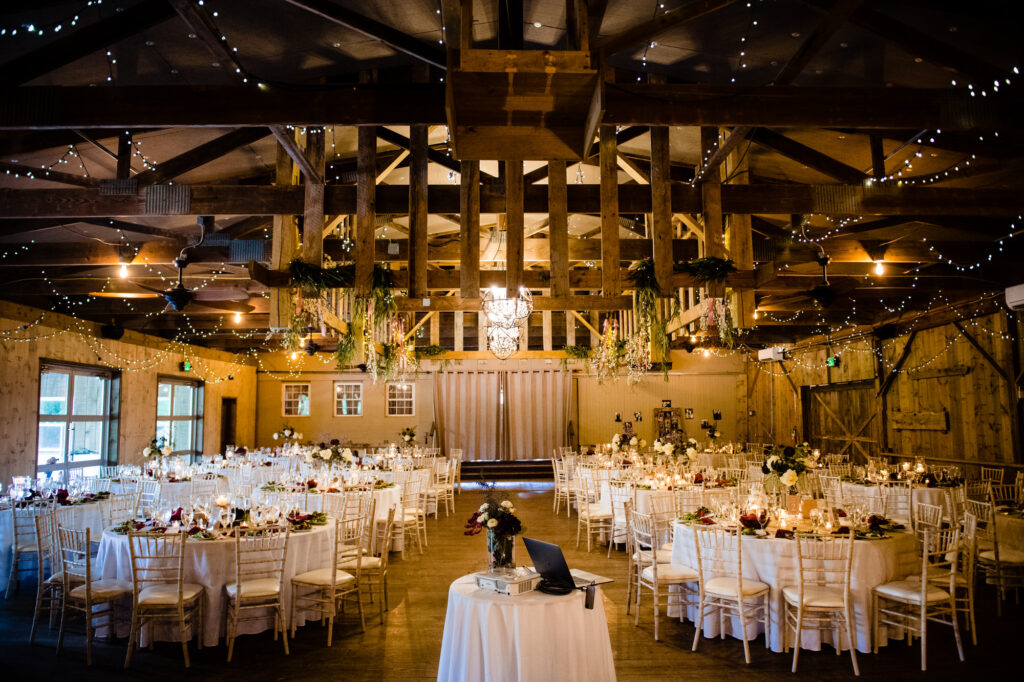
[306,479,317,489]
[693,473,704,484]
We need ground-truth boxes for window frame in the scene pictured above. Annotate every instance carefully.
[36,359,120,480]
[385,382,416,417]
[156,376,204,463]
[333,381,363,417]
[282,382,311,417]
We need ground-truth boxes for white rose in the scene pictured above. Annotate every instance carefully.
[486,518,498,528]
[629,436,638,446]
[404,434,411,442]
[686,447,696,458]
[296,433,303,440]
[342,448,353,461]
[319,449,331,460]
[478,504,488,513]
[767,455,780,467]
[665,444,674,455]
[283,428,292,437]
[612,434,620,444]
[143,446,153,457]
[272,433,279,440]
[160,446,172,456]
[713,431,721,438]
[780,469,799,488]
[477,513,488,523]
[500,500,512,508]
[688,438,697,445]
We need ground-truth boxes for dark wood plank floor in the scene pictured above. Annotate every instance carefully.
[2,482,1021,680]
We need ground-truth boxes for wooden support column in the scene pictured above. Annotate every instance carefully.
[869,134,886,180]
[355,126,376,295]
[542,310,553,351]
[409,124,429,297]
[459,160,481,298]
[548,160,570,297]
[478,311,487,349]
[565,311,576,346]
[600,126,620,296]
[649,125,673,290]
[301,128,326,264]
[505,159,524,295]
[727,144,754,326]
[454,311,464,351]
[270,131,300,329]
[701,182,725,296]
[116,130,132,179]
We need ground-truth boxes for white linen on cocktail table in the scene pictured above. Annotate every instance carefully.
[437,574,616,682]
[669,522,919,653]
[94,523,334,647]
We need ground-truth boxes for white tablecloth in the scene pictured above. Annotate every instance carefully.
[437,575,616,682]
[669,523,919,653]
[838,482,953,518]
[95,523,334,647]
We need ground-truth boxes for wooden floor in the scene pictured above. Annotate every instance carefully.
[2,482,1021,680]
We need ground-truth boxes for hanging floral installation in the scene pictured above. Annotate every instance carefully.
[702,296,735,348]
[333,329,357,370]
[628,258,676,380]
[623,326,651,385]
[590,319,628,384]
[371,317,416,384]
[675,256,739,349]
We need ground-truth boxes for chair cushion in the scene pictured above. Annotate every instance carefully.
[338,555,382,570]
[138,582,204,605]
[291,568,356,587]
[69,579,130,601]
[225,578,281,599]
[46,571,87,586]
[782,584,846,608]
[582,505,612,519]
[632,549,671,564]
[641,563,699,583]
[874,580,950,603]
[978,548,1024,564]
[705,576,770,598]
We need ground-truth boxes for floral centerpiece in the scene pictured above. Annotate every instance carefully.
[312,439,354,466]
[272,425,303,445]
[399,426,416,445]
[143,436,172,461]
[465,494,524,571]
[763,444,815,494]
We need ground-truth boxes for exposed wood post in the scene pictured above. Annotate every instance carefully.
[869,134,886,180]
[409,125,429,297]
[599,126,620,295]
[478,311,487,349]
[701,182,725,297]
[548,160,570,297]
[877,331,917,398]
[355,126,376,295]
[459,160,481,298]
[650,124,673,290]
[565,310,576,346]
[430,310,440,345]
[301,128,326,264]
[505,159,525,295]
[542,310,553,351]
[454,311,464,351]
[727,143,754,326]
[116,130,132,179]
[269,131,300,329]
[519,314,530,351]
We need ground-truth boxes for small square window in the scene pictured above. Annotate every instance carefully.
[283,383,311,416]
[334,382,363,416]
[386,383,415,417]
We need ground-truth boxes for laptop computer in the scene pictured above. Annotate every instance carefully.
[522,537,612,594]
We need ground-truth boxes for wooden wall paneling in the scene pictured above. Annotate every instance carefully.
[409,124,429,297]
[542,310,553,351]
[430,310,440,345]
[301,128,326,264]
[478,311,487,350]
[460,160,481,298]
[599,126,620,296]
[565,311,576,346]
[548,160,570,297]
[356,126,377,295]
[505,160,525,294]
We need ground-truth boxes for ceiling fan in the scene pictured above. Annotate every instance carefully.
[103,216,253,313]
[764,250,856,312]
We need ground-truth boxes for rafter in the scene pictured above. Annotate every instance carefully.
[134,127,270,185]
[596,0,737,56]
[749,128,867,184]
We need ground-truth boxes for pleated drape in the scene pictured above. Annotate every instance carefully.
[505,370,569,460]
[436,369,569,461]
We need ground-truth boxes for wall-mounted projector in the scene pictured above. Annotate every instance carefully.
[1005,283,1024,311]
[757,346,787,362]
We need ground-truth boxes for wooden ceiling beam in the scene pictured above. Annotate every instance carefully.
[596,0,737,56]
[394,294,633,312]
[748,127,867,184]
[269,125,323,184]
[0,161,98,188]
[133,127,271,185]
[0,0,176,87]
[283,0,447,69]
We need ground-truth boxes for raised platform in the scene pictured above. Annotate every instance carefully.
[460,459,553,482]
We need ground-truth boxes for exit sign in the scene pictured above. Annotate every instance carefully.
[179,361,192,372]
[826,355,840,368]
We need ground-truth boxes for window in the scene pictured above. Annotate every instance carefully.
[283,383,311,416]
[386,383,415,417]
[334,382,363,416]
[156,378,204,462]
[37,361,120,480]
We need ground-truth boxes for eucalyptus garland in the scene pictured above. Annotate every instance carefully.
[560,344,592,372]
[334,330,358,370]
[673,257,737,283]
[288,259,397,328]
[414,344,446,359]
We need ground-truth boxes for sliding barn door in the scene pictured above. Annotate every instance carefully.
[803,380,880,461]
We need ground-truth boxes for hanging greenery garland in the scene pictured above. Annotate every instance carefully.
[333,330,357,370]
[560,344,593,372]
[283,309,317,352]
[628,258,676,380]
[673,257,737,283]
[289,260,355,291]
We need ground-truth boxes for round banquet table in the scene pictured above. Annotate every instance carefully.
[995,511,1024,552]
[94,522,334,647]
[838,482,954,519]
[110,479,216,508]
[599,483,738,514]
[669,522,919,653]
[264,485,404,552]
[437,574,616,682]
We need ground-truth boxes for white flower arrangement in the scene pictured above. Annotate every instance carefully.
[629,436,638,447]
[486,518,498,528]
[611,434,621,445]
[780,469,799,488]
[143,436,170,460]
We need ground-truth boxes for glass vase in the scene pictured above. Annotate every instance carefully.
[487,530,515,572]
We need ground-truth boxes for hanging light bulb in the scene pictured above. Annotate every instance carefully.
[233,311,242,323]
[118,263,129,279]
[289,351,298,361]
[702,348,711,357]
[874,260,885,276]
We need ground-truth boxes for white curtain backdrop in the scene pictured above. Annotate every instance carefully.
[437,371,502,461]
[506,370,569,461]
[436,369,569,461]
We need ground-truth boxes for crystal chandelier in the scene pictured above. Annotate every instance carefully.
[487,324,520,360]
[482,286,533,329]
